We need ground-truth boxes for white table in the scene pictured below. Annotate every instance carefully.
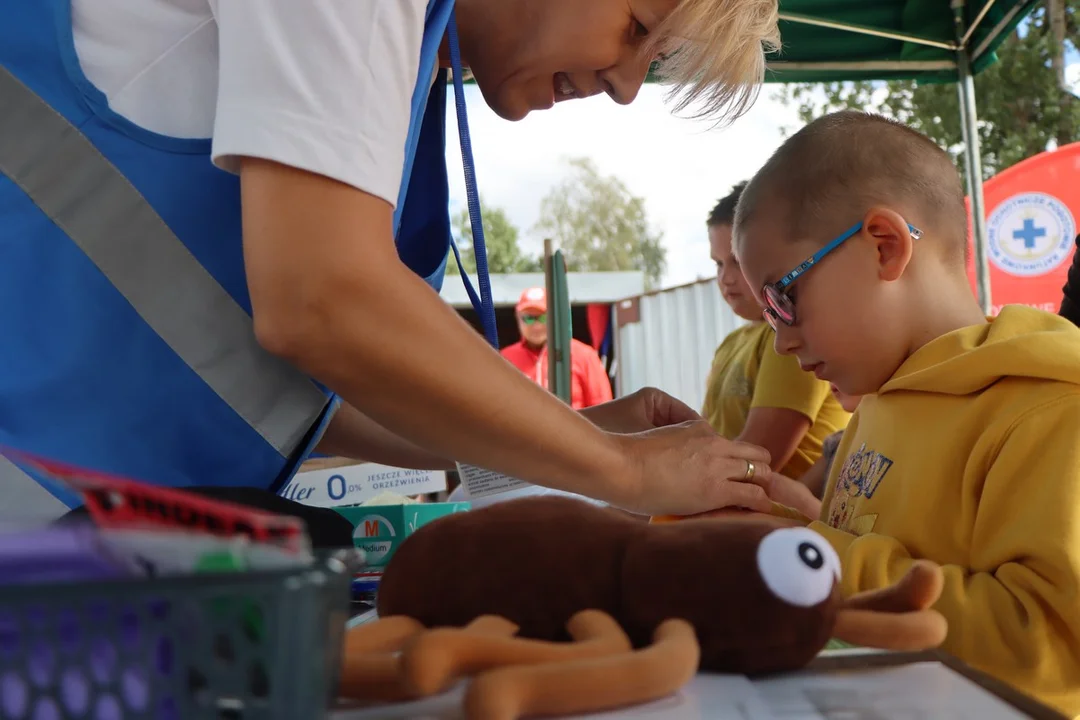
[331,659,1038,719]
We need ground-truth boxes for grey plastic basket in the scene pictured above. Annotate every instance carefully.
[0,550,358,720]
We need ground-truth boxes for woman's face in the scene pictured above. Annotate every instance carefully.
[459,0,679,121]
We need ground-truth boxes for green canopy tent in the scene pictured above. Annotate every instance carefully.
[759,0,1040,313]
[453,0,1040,396]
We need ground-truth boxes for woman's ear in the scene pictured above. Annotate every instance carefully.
[862,207,914,282]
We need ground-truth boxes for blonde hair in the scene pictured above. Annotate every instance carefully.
[643,0,780,126]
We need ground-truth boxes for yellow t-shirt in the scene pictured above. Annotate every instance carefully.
[810,306,1080,718]
[701,322,850,477]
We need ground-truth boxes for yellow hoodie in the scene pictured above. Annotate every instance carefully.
[811,306,1080,717]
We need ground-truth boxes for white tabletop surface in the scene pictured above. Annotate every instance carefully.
[331,661,1034,720]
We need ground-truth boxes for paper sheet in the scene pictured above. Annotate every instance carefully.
[331,675,773,720]
[331,662,1041,720]
[754,663,1033,720]
[335,612,1043,719]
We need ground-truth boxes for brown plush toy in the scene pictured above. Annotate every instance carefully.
[340,496,947,719]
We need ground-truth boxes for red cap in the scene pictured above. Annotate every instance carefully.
[516,287,547,314]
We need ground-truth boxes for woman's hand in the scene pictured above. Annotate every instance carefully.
[579,387,701,434]
[606,420,774,516]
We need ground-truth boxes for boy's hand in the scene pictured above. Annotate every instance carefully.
[753,469,822,520]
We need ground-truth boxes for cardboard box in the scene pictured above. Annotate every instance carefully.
[335,502,469,570]
[279,460,448,508]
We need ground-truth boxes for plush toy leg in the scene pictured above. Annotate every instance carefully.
[338,615,520,703]
[843,560,944,613]
[342,616,426,655]
[832,608,948,651]
[400,609,631,697]
[831,561,948,651]
[464,618,700,720]
[463,615,520,637]
[338,616,427,702]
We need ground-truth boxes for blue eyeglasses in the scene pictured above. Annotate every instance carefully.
[762,221,923,328]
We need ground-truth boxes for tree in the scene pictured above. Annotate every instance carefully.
[447,198,543,277]
[773,1,1079,179]
[533,157,666,289]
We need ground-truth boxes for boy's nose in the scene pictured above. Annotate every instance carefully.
[773,323,801,355]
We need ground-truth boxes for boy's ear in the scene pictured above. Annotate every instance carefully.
[862,207,914,282]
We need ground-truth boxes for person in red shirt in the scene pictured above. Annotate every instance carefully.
[501,288,614,410]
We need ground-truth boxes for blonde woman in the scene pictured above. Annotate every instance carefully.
[1,0,782,524]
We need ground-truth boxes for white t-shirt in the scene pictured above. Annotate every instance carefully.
[70,0,431,207]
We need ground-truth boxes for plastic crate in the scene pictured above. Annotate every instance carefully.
[0,551,357,720]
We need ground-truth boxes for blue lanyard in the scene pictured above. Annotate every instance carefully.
[446,10,499,349]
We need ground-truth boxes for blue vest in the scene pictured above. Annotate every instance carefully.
[0,0,458,507]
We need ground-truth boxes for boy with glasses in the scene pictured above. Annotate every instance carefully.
[734,110,1080,717]
[702,182,851,480]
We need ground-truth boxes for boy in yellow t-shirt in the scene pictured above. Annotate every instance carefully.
[703,182,850,479]
[797,385,861,499]
[735,110,1080,717]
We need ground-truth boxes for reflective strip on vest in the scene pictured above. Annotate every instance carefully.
[0,453,68,521]
[0,66,328,457]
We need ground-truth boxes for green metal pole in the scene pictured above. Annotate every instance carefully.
[544,239,572,404]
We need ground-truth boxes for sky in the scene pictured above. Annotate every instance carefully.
[446,51,1080,290]
[443,84,806,288]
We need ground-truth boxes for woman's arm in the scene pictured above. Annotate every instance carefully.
[316,403,455,471]
[318,387,702,471]
[240,161,772,516]
[242,161,626,497]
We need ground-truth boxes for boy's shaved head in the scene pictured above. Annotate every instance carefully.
[735,111,968,264]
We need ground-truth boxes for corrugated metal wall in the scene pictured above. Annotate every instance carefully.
[614,279,746,413]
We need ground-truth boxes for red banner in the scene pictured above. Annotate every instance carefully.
[967,142,1080,315]
[586,303,610,352]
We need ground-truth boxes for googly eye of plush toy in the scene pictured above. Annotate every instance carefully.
[756,527,841,607]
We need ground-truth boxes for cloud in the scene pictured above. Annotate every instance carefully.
[1066,60,1080,94]
[444,84,803,287]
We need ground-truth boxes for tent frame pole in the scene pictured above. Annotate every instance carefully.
[777,12,959,50]
[772,2,1008,315]
[954,0,993,314]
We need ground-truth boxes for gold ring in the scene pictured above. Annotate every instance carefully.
[743,460,756,482]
